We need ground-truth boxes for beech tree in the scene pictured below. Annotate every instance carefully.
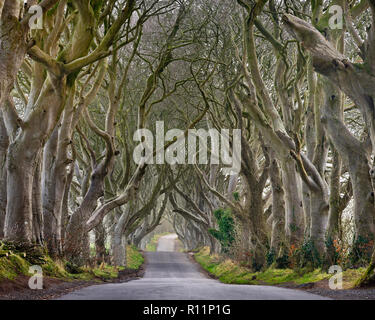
[1,0,375,285]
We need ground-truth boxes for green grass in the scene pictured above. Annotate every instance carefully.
[0,255,31,280]
[145,232,171,252]
[0,243,144,283]
[194,247,365,288]
[127,245,144,269]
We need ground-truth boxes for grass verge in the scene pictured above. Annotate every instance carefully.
[0,242,144,283]
[194,247,365,289]
[127,245,144,270]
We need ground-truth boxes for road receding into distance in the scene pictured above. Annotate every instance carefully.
[58,234,329,300]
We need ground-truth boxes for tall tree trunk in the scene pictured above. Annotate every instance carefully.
[95,221,106,264]
[0,112,8,238]
[327,145,342,240]
[112,209,130,266]
[269,154,285,255]
[322,80,375,246]
[5,146,35,242]
[65,177,106,265]
[112,234,127,267]
[302,102,315,237]
[42,127,59,253]
[281,159,304,246]
[51,87,76,254]
[61,160,74,248]
[5,76,67,242]
[0,0,28,111]
[284,12,375,254]
[248,190,267,269]
[32,157,43,244]
[0,0,32,242]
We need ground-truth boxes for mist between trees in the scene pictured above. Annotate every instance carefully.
[0,0,375,285]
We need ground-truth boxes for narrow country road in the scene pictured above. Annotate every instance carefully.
[58,234,329,300]
[156,234,178,251]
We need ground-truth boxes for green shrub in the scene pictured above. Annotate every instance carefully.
[266,248,276,267]
[294,239,321,269]
[275,253,290,269]
[208,209,235,254]
[349,236,374,267]
[65,261,84,274]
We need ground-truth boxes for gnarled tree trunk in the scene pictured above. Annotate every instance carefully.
[0,112,8,238]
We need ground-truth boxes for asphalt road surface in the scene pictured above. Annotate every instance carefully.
[58,234,328,300]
